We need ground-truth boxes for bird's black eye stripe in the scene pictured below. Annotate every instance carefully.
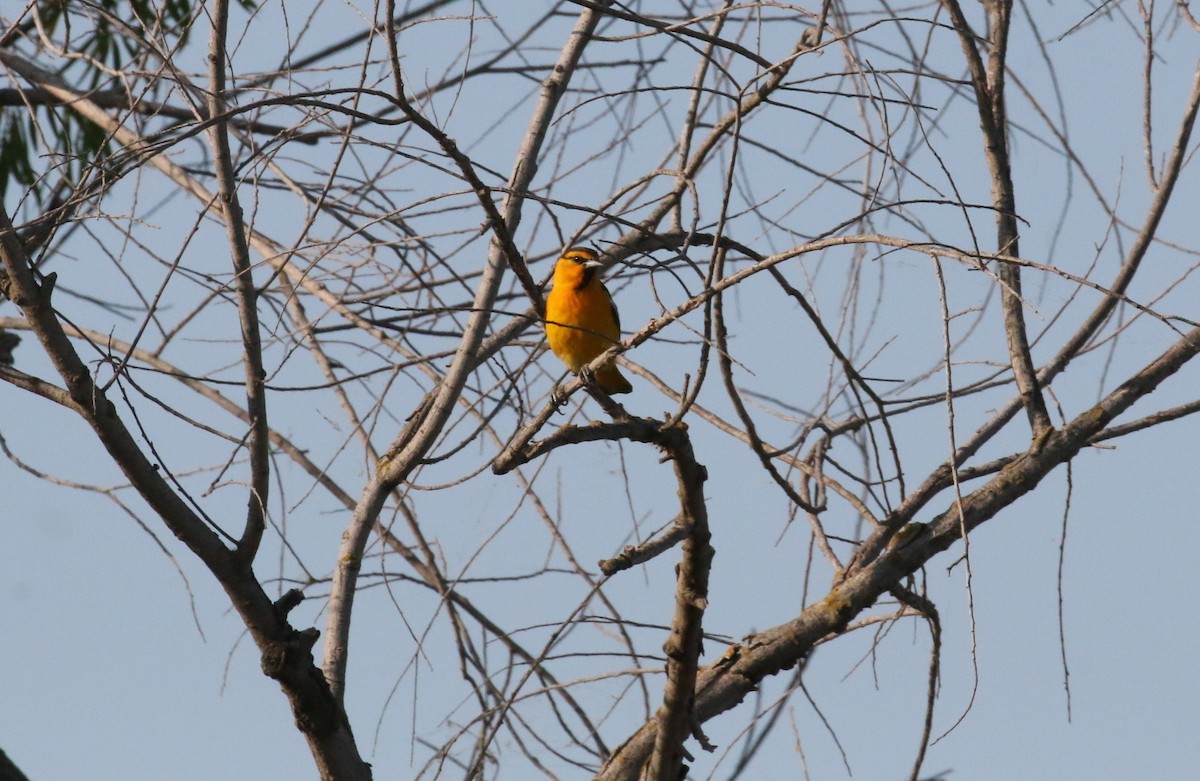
[578,264,597,290]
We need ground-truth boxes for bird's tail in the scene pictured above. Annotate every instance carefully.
[597,364,633,395]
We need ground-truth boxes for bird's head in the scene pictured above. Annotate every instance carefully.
[559,247,602,269]
[553,247,603,288]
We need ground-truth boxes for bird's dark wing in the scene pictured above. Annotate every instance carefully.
[605,285,621,333]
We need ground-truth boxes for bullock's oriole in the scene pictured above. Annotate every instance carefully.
[545,247,633,395]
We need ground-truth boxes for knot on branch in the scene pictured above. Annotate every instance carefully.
[273,587,305,619]
[817,590,855,629]
[0,328,18,366]
[260,627,320,679]
[260,626,342,737]
[38,271,57,303]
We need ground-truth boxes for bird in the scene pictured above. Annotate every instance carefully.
[544,247,633,395]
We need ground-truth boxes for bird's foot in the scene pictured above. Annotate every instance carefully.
[550,385,569,411]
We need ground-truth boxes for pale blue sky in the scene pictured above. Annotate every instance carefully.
[3,3,1199,779]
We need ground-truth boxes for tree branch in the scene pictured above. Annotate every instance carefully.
[941,0,1053,439]
[206,0,270,562]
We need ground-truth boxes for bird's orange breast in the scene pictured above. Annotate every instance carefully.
[545,269,619,373]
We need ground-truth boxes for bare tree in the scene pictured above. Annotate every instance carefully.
[2,1,1198,779]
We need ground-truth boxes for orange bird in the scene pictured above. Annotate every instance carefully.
[544,247,633,395]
